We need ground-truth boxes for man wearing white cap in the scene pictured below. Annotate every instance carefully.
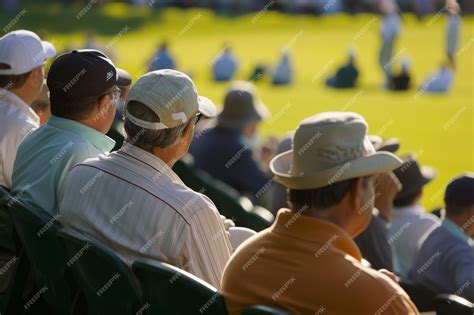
[221,112,419,314]
[0,30,56,189]
[59,70,251,288]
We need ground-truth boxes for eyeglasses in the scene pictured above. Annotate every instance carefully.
[193,112,202,125]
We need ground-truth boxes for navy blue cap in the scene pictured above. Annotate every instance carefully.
[47,49,131,100]
[444,173,474,208]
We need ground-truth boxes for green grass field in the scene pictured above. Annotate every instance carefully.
[1,2,473,210]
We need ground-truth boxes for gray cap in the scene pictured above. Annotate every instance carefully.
[125,69,216,130]
[217,81,270,129]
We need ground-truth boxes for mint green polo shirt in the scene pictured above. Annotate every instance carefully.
[11,116,115,216]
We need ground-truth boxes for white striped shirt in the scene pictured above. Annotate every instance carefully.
[59,144,233,288]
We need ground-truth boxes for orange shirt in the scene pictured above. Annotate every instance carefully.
[221,209,419,315]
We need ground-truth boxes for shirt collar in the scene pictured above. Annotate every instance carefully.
[0,88,39,124]
[47,115,115,153]
[118,143,184,184]
[271,209,362,261]
[442,218,470,243]
[393,204,425,215]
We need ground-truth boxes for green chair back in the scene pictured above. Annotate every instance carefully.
[133,258,228,315]
[434,294,473,315]
[57,228,145,315]
[0,187,33,315]
[398,278,435,312]
[0,187,15,252]
[173,158,271,231]
[241,305,292,315]
[8,200,75,314]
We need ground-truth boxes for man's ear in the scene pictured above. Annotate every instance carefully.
[181,121,194,143]
[349,177,363,212]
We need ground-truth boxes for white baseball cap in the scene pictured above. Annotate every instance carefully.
[0,30,56,75]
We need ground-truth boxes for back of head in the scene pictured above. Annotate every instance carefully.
[393,154,435,207]
[123,69,217,155]
[444,173,474,216]
[47,49,130,121]
[217,81,269,130]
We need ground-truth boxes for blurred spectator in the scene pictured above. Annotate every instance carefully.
[11,50,131,216]
[212,44,238,82]
[248,63,267,82]
[446,0,461,64]
[325,48,359,89]
[221,112,417,314]
[355,136,401,271]
[389,154,440,278]
[31,80,51,125]
[84,30,101,50]
[267,134,292,215]
[271,51,293,85]
[0,30,55,190]
[409,173,474,302]
[0,29,55,295]
[148,42,176,71]
[389,58,411,91]
[106,80,132,151]
[189,81,270,199]
[421,62,454,93]
[379,0,402,82]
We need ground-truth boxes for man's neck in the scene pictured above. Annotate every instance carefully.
[7,88,32,105]
[446,214,472,237]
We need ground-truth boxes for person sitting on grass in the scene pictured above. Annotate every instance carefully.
[420,62,455,94]
[325,49,359,89]
[271,51,293,85]
[221,112,419,314]
[212,44,238,82]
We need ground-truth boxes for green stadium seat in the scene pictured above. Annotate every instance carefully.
[8,200,76,314]
[398,278,435,312]
[434,294,473,315]
[173,157,272,231]
[132,258,228,315]
[56,228,144,315]
[241,305,292,314]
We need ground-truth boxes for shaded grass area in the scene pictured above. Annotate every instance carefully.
[1,2,473,210]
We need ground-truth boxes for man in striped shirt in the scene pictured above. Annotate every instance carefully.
[59,70,248,288]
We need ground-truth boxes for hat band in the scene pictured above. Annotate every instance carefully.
[124,109,168,130]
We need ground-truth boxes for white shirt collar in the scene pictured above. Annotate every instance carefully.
[0,88,39,124]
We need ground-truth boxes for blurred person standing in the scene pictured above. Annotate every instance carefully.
[389,154,440,278]
[212,44,238,82]
[446,0,461,64]
[189,81,270,198]
[0,30,56,189]
[378,0,401,84]
[221,112,418,314]
[148,42,176,71]
[11,50,131,216]
[409,174,474,302]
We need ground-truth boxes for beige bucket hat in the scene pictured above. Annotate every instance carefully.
[270,112,403,189]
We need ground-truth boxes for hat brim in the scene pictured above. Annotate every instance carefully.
[270,150,403,189]
[41,40,56,59]
[217,101,269,128]
[378,138,400,153]
[116,68,132,87]
[395,166,435,199]
[198,96,217,118]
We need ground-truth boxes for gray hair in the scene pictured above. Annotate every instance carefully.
[124,100,189,152]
